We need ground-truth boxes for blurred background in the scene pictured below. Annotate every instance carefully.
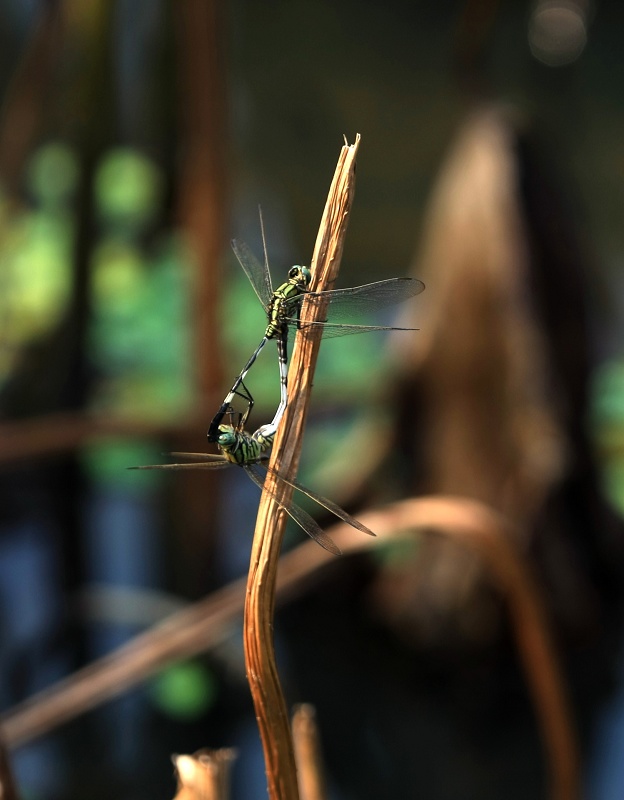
[1,0,624,798]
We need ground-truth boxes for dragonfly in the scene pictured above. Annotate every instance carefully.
[208,223,425,442]
[208,258,311,442]
[131,419,375,556]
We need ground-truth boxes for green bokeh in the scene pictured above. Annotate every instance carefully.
[94,147,163,232]
[590,357,624,517]
[0,201,73,387]
[591,359,624,425]
[27,142,80,207]
[148,660,217,721]
[80,439,167,490]
[601,460,624,516]
[88,234,193,418]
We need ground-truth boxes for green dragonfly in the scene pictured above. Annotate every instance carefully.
[132,420,375,556]
[208,258,311,443]
[208,226,425,442]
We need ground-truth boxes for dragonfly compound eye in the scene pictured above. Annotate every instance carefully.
[288,265,311,288]
[217,428,236,448]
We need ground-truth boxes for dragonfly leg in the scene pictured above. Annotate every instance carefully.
[207,337,268,441]
[234,377,255,430]
[207,383,253,441]
[207,403,231,442]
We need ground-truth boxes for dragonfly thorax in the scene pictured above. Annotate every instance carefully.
[264,265,311,340]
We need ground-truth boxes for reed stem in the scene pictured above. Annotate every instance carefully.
[242,135,360,800]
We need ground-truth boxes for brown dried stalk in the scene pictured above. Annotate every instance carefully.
[1,496,577,800]
[243,134,360,800]
[172,748,237,800]
[0,0,63,196]
[0,411,209,464]
[320,497,580,800]
[292,705,327,800]
[0,735,19,800]
[174,0,226,415]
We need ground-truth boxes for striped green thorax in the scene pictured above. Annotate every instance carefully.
[264,265,311,339]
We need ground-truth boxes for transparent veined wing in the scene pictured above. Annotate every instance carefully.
[168,452,229,460]
[231,239,274,308]
[278,277,424,339]
[304,277,425,322]
[143,450,374,540]
[243,463,342,555]
[129,458,231,471]
[260,465,375,538]
[131,450,375,555]
[292,320,419,339]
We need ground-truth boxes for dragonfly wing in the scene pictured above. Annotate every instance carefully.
[231,239,273,307]
[266,466,376,537]
[304,277,425,322]
[244,464,342,556]
[168,452,227,461]
[130,459,231,471]
[293,320,419,339]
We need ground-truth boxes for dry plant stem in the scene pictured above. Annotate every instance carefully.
[0,736,19,800]
[292,705,327,800]
[331,498,580,800]
[0,411,210,464]
[173,0,228,591]
[1,495,576,800]
[173,748,237,800]
[174,0,226,414]
[0,0,63,196]
[243,134,360,800]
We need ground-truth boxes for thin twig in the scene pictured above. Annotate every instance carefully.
[292,705,327,800]
[0,411,208,464]
[242,135,360,800]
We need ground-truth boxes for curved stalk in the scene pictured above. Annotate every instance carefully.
[242,135,360,800]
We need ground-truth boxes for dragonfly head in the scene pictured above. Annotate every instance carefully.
[288,265,312,290]
[217,425,237,450]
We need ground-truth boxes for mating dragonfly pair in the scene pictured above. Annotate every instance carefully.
[134,223,425,554]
